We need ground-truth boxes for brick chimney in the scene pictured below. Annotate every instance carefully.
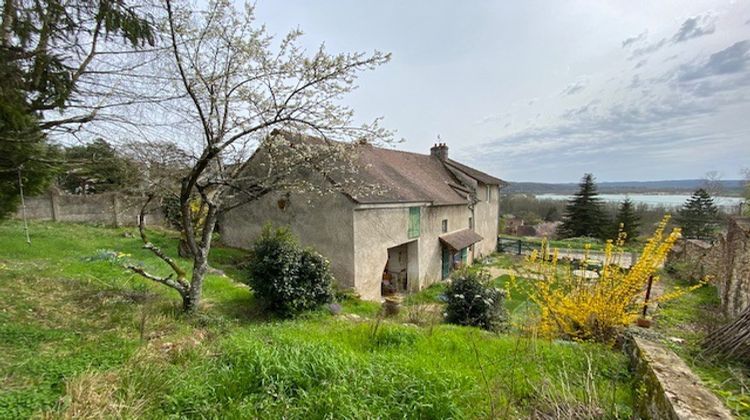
[430,143,448,160]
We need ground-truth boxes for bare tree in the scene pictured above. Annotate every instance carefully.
[702,170,724,198]
[125,0,391,312]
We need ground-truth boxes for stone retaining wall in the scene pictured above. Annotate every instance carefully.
[626,335,733,419]
[669,217,750,319]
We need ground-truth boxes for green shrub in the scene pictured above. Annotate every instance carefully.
[247,225,334,316]
[444,268,508,332]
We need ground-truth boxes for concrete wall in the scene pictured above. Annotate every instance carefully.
[14,191,165,227]
[219,190,357,290]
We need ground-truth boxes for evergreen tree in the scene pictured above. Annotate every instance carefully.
[0,0,154,219]
[557,173,608,239]
[613,198,640,243]
[677,188,719,239]
[59,139,141,194]
[0,57,59,219]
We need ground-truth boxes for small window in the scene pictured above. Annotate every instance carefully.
[408,207,421,238]
[486,185,491,201]
[469,217,474,229]
[441,219,448,233]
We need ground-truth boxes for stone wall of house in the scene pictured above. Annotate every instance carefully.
[14,191,165,227]
[669,217,750,318]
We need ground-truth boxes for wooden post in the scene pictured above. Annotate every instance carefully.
[49,190,59,222]
[17,167,31,245]
[642,275,654,317]
[517,239,522,255]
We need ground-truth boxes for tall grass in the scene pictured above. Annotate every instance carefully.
[0,221,634,418]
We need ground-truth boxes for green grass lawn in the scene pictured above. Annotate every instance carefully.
[654,274,750,418]
[404,256,538,328]
[0,221,634,418]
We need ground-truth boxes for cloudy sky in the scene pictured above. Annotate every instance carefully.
[254,0,750,182]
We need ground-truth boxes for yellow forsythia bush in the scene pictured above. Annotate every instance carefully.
[521,215,693,342]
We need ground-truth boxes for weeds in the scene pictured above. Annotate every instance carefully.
[0,221,635,418]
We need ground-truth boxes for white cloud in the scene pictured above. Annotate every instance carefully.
[622,31,648,48]
[561,79,587,96]
[672,14,717,43]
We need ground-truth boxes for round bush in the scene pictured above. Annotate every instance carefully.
[444,268,508,332]
[247,225,334,316]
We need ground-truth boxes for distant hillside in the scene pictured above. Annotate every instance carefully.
[505,179,746,196]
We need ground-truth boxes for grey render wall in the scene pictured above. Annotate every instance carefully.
[219,190,357,289]
[352,206,418,300]
[473,182,500,258]
[14,191,165,227]
[352,203,475,301]
[219,186,499,301]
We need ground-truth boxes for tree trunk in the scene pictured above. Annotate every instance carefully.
[183,252,208,312]
[178,237,192,258]
[704,305,750,364]
[181,207,218,313]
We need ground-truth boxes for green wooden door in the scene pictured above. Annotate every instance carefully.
[442,247,451,279]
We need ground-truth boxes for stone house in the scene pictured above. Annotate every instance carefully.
[220,137,505,301]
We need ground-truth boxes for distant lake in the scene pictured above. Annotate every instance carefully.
[535,193,744,209]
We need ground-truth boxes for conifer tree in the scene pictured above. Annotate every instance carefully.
[0,0,155,219]
[677,188,719,239]
[557,173,608,239]
[613,198,640,243]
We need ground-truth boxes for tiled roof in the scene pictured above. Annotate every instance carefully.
[444,159,506,186]
[349,146,470,205]
[272,131,504,206]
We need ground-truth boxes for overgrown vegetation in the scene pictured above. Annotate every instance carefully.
[246,225,334,317]
[654,269,750,418]
[521,216,687,341]
[0,221,635,418]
